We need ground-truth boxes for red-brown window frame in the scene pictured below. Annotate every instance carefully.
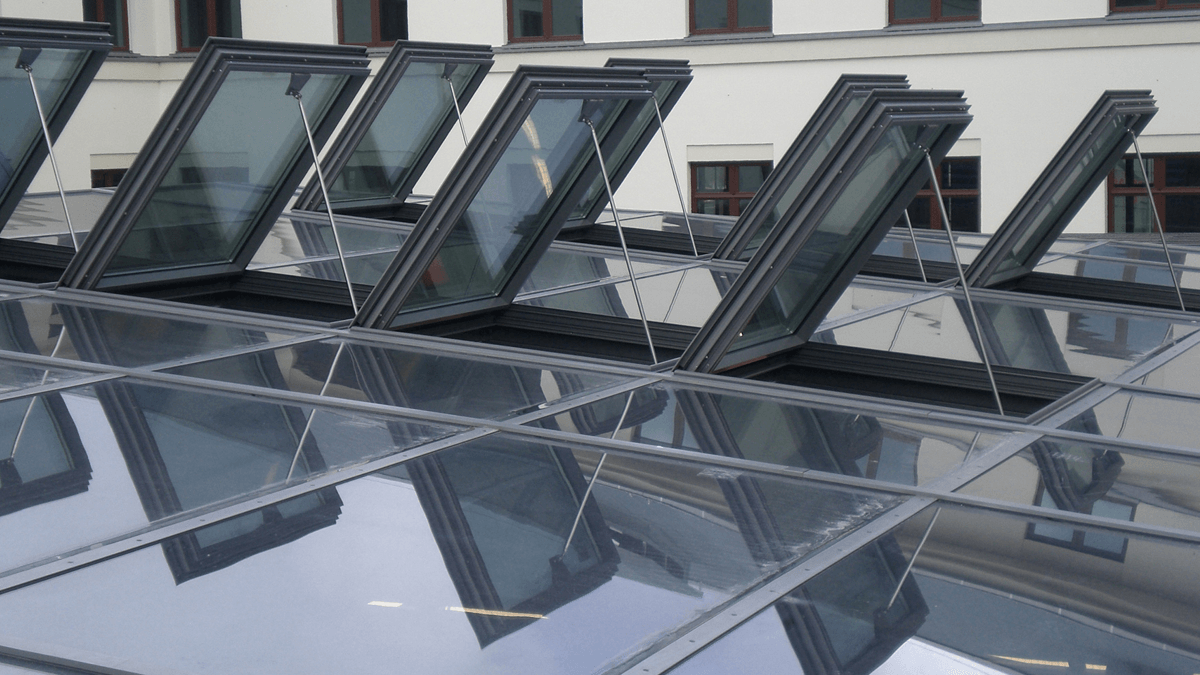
[904,157,981,232]
[82,0,131,51]
[174,0,239,53]
[888,0,980,25]
[337,0,408,47]
[690,161,773,217]
[1107,153,1200,233]
[688,0,771,35]
[506,0,582,44]
[1110,0,1200,12]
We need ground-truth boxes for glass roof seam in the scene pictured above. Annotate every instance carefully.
[513,260,708,302]
[1031,424,1200,462]
[1102,379,1200,402]
[0,371,120,405]
[1102,325,1200,384]
[814,288,947,332]
[940,282,1200,323]
[138,333,329,374]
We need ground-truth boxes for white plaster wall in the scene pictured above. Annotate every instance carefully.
[584,0,686,44]
[0,0,80,20]
[983,0,1106,24]
[408,0,505,45]
[241,0,337,44]
[127,0,178,56]
[775,0,884,35]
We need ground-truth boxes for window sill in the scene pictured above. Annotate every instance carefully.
[683,29,774,43]
[1106,7,1200,21]
[496,39,585,52]
[884,19,984,32]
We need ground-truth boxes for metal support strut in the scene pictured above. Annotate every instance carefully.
[582,106,658,364]
[559,390,636,558]
[292,85,359,314]
[902,209,928,283]
[442,65,470,147]
[19,50,79,252]
[286,341,348,481]
[925,151,1005,416]
[1129,130,1186,312]
[7,325,70,465]
[651,97,699,257]
[885,507,941,610]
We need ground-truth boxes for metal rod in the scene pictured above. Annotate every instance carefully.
[662,267,689,324]
[886,506,941,610]
[294,92,359,314]
[560,390,636,557]
[652,97,699,257]
[902,209,928,283]
[443,75,470,148]
[925,151,1005,416]
[23,65,79,252]
[583,115,658,364]
[960,432,982,466]
[286,341,347,481]
[8,325,69,462]
[1129,130,1186,312]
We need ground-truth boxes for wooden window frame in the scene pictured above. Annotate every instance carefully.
[690,161,773,218]
[888,0,980,25]
[1110,0,1200,13]
[337,0,408,47]
[688,0,771,36]
[82,0,131,51]
[174,0,239,53]
[1107,153,1200,233]
[506,0,582,44]
[904,157,981,232]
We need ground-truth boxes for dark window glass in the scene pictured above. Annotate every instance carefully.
[895,157,981,232]
[83,0,129,49]
[508,0,581,41]
[890,0,979,23]
[1109,154,1200,234]
[1113,0,1200,9]
[1166,195,1200,232]
[339,0,408,46]
[893,0,932,20]
[1166,156,1200,188]
[691,161,772,218]
[341,0,372,43]
[177,0,242,51]
[91,168,127,188]
[379,0,408,41]
[694,0,729,30]
[691,0,770,33]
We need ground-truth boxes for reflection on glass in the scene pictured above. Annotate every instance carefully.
[1062,390,1200,451]
[400,97,626,313]
[725,124,929,361]
[2,190,111,243]
[0,46,90,217]
[519,248,674,294]
[671,504,1200,675]
[536,383,1000,486]
[520,267,734,327]
[326,61,479,205]
[0,433,902,675]
[165,338,622,420]
[106,70,347,275]
[0,392,88,518]
[872,230,982,265]
[248,216,407,270]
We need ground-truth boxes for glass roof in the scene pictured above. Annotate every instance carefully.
[0,18,111,235]
[292,41,493,212]
[356,66,658,329]
[965,91,1158,288]
[679,90,972,373]
[60,38,370,291]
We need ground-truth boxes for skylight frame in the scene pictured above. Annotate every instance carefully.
[714,73,911,262]
[678,93,973,374]
[291,40,494,213]
[355,65,657,330]
[59,38,370,292]
[0,17,112,234]
[965,90,1158,289]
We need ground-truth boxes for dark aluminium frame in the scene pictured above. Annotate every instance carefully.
[678,92,973,373]
[965,91,1157,288]
[293,40,494,213]
[0,18,112,236]
[60,38,370,292]
[355,65,656,330]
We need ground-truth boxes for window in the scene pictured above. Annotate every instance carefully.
[690,162,772,217]
[91,168,126,188]
[889,0,980,24]
[1108,154,1200,233]
[507,0,582,43]
[338,0,408,46]
[898,157,980,232]
[690,0,771,34]
[1111,0,1200,12]
[1027,483,1134,562]
[82,0,129,50]
[175,0,241,52]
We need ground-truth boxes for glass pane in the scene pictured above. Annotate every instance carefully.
[670,504,1200,675]
[512,0,544,37]
[961,438,1200,535]
[738,164,768,192]
[328,61,479,203]
[379,0,408,41]
[179,0,209,48]
[1166,157,1200,187]
[940,157,978,189]
[519,267,735,326]
[943,195,979,231]
[102,0,128,48]
[250,216,408,269]
[893,0,932,20]
[0,381,455,575]
[165,338,624,419]
[535,383,1004,486]
[1061,390,1200,450]
[215,0,242,38]
[520,247,675,294]
[105,70,347,277]
[550,0,581,36]
[726,123,930,360]
[398,97,627,314]
[1166,195,1200,232]
[1113,156,1151,186]
[1115,0,1157,5]
[941,0,979,17]
[0,46,89,211]
[341,0,372,43]
[697,198,729,215]
[694,0,729,29]
[83,1,98,21]
[0,296,297,368]
[2,190,112,244]
[1113,194,1154,233]
[695,166,727,192]
[993,114,1132,278]
[736,0,770,28]
[0,432,903,675]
